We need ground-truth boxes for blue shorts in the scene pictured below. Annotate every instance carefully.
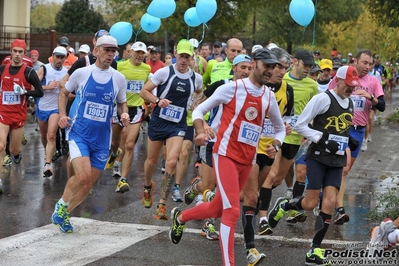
[184,126,194,141]
[147,118,186,141]
[349,126,365,158]
[306,158,342,190]
[295,153,306,165]
[69,136,109,170]
[36,109,59,122]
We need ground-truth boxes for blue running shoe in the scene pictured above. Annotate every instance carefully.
[51,201,68,227]
[61,212,73,233]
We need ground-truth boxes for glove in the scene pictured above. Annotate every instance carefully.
[318,137,339,154]
[348,136,359,151]
[13,83,26,95]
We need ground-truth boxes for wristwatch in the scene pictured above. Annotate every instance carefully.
[155,98,160,105]
[272,144,279,153]
[369,94,374,101]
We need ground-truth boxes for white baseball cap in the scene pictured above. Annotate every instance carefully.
[267,43,279,50]
[78,44,91,54]
[96,35,118,48]
[53,46,67,56]
[131,41,147,53]
[188,38,199,49]
[251,44,263,54]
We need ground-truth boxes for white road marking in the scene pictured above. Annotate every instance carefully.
[0,217,367,266]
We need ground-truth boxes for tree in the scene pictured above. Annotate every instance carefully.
[254,0,364,54]
[368,0,399,28]
[31,2,62,29]
[55,0,109,34]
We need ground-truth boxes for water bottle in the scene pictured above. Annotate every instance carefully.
[294,139,311,161]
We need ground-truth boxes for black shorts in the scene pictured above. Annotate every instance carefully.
[281,143,300,160]
[200,141,214,168]
[184,126,194,141]
[256,153,274,171]
[306,158,342,190]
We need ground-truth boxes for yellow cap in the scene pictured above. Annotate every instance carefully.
[177,40,194,56]
[320,59,333,70]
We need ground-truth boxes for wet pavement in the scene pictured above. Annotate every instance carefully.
[0,91,399,265]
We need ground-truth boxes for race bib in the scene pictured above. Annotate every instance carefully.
[2,91,20,105]
[127,80,144,93]
[261,118,275,137]
[328,134,349,156]
[290,115,299,127]
[238,121,262,147]
[159,104,184,123]
[351,95,365,111]
[83,101,109,122]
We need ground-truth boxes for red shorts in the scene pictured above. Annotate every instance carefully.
[0,112,26,129]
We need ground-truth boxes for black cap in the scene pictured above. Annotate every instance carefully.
[252,48,281,65]
[213,41,222,48]
[332,57,342,69]
[295,49,314,65]
[58,36,70,46]
[310,64,322,74]
[314,50,320,55]
[150,47,160,53]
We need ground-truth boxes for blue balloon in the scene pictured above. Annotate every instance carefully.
[196,0,217,23]
[140,13,161,33]
[147,0,176,19]
[109,22,133,45]
[289,0,315,27]
[184,7,201,27]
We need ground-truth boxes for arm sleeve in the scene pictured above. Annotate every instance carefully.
[192,82,235,121]
[25,67,44,97]
[204,80,224,98]
[284,83,295,117]
[294,93,331,143]
[267,92,286,144]
[67,58,85,75]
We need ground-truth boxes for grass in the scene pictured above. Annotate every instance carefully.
[387,110,399,122]
[368,190,399,221]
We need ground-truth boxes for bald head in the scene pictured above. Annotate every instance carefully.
[225,38,243,63]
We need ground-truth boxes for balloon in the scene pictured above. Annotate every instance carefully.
[147,0,176,19]
[140,13,161,33]
[289,0,315,27]
[109,22,133,45]
[196,0,217,23]
[184,7,201,27]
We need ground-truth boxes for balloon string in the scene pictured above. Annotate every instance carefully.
[301,26,306,42]
[187,27,190,40]
[312,0,318,47]
[198,24,208,44]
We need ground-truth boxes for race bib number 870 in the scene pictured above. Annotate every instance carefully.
[83,101,109,122]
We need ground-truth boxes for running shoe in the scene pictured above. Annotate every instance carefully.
[106,148,122,169]
[51,201,68,227]
[267,197,288,228]
[11,151,22,164]
[258,220,273,235]
[286,210,307,223]
[161,159,165,175]
[43,163,53,178]
[361,140,367,152]
[247,248,266,266]
[184,176,201,205]
[115,178,130,193]
[61,141,69,156]
[201,221,219,240]
[61,212,73,233]
[368,218,396,255]
[305,248,331,265]
[21,134,27,145]
[171,186,183,202]
[142,180,155,208]
[154,204,168,220]
[3,154,11,166]
[203,189,215,202]
[112,164,121,178]
[169,207,185,244]
[334,211,349,225]
[194,195,204,206]
[52,150,62,162]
